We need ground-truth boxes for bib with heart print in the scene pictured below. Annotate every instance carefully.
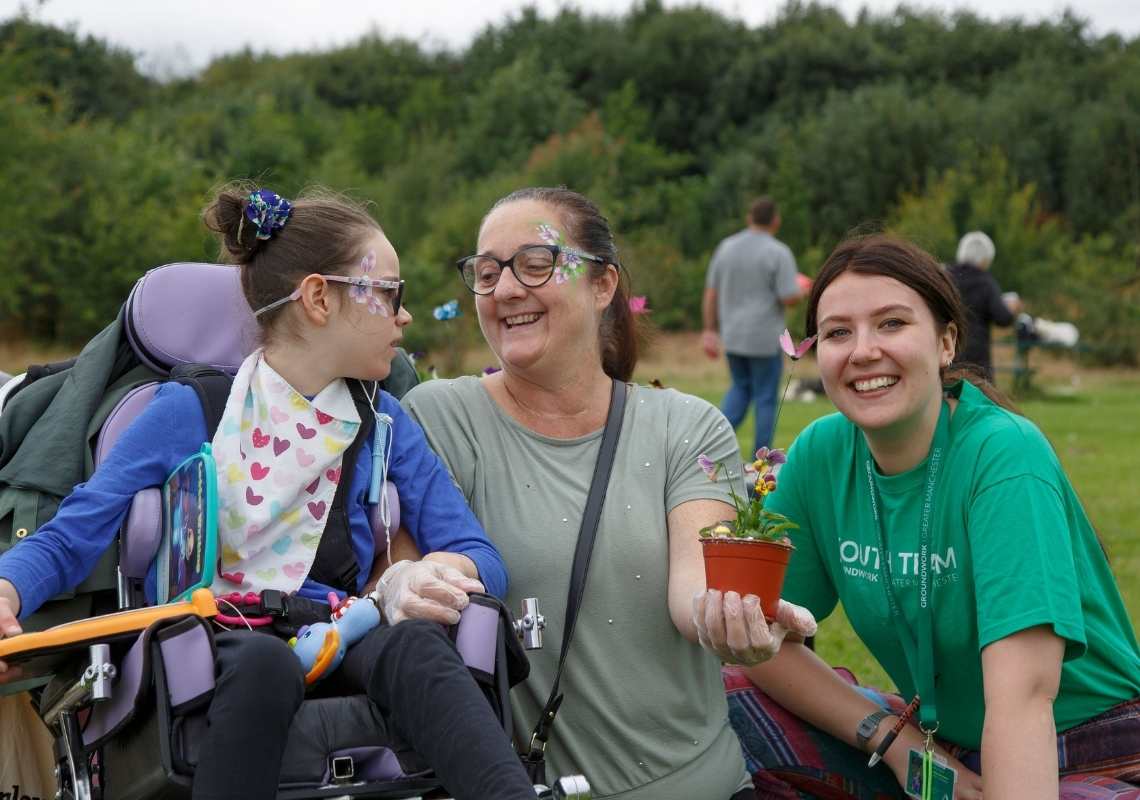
[209,351,360,595]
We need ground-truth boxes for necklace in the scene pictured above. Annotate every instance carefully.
[501,378,600,421]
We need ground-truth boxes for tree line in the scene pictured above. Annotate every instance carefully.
[1,2,1137,363]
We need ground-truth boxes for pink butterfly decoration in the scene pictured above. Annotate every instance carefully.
[779,329,817,360]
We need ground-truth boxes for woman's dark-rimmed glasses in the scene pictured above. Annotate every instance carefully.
[456,244,606,295]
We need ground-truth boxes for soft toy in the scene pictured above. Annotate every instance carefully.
[289,595,381,685]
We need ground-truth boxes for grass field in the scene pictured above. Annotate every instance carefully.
[4,333,1137,691]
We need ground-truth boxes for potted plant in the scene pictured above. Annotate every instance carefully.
[697,329,816,620]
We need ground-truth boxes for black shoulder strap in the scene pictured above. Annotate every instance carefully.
[527,378,628,760]
[306,380,376,593]
[170,364,234,437]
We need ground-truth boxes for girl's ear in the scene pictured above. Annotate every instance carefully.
[296,274,335,327]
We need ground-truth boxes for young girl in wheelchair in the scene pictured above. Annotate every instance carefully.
[0,186,539,800]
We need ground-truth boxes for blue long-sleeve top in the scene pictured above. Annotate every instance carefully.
[0,382,507,618]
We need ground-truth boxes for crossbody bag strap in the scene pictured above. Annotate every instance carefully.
[527,378,628,760]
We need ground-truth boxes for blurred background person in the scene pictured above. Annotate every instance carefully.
[947,231,1023,381]
[702,197,803,454]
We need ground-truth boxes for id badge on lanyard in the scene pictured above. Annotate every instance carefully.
[861,401,953,800]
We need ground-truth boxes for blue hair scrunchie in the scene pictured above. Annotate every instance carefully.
[245,189,294,241]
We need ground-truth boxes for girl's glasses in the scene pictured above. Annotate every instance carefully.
[254,275,405,318]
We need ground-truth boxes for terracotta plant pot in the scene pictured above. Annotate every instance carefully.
[701,537,795,620]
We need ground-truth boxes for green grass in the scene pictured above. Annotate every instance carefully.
[642,354,1140,691]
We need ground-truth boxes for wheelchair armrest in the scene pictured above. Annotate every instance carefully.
[0,589,217,682]
[121,487,163,580]
[367,481,400,552]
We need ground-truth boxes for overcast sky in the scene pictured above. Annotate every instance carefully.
[4,0,1137,78]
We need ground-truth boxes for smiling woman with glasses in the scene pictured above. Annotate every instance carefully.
[405,186,816,800]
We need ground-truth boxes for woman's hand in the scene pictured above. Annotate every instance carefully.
[0,579,24,680]
[692,590,817,665]
[881,726,983,800]
[371,560,484,626]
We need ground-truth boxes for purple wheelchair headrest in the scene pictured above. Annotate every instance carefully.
[125,262,260,374]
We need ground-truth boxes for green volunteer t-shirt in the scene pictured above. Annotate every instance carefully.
[767,380,1140,750]
[404,377,750,800]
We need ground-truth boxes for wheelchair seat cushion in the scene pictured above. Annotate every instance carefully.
[173,695,429,787]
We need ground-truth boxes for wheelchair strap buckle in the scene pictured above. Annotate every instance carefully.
[329,755,355,783]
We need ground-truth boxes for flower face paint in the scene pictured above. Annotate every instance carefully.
[535,222,589,284]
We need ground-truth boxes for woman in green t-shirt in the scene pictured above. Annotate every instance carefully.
[729,235,1140,799]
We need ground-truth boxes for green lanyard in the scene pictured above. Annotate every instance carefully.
[859,401,950,730]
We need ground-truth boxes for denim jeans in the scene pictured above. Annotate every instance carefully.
[721,352,783,455]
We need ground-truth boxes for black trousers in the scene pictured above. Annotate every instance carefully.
[192,631,304,800]
[191,621,535,800]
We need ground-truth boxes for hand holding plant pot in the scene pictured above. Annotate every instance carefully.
[697,330,817,623]
[691,586,817,666]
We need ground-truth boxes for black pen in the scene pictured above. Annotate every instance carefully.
[867,695,920,767]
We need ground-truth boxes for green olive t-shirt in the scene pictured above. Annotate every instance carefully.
[767,380,1140,749]
[404,377,749,800]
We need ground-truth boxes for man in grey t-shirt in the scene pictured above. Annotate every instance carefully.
[702,197,802,454]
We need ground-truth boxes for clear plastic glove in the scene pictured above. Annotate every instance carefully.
[371,560,485,626]
[692,589,817,665]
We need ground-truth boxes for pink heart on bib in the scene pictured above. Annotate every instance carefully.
[273,437,290,456]
[245,487,264,505]
[220,572,246,585]
[315,410,334,425]
[296,423,317,440]
[270,406,289,424]
[307,500,327,520]
[296,448,315,468]
[325,466,341,484]
[250,462,270,480]
[283,562,307,580]
[252,428,270,448]
[304,478,320,494]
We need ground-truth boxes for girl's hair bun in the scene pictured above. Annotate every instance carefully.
[203,183,262,263]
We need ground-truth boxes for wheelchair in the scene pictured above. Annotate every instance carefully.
[0,262,583,800]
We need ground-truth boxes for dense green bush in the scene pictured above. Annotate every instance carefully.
[1,5,1136,363]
